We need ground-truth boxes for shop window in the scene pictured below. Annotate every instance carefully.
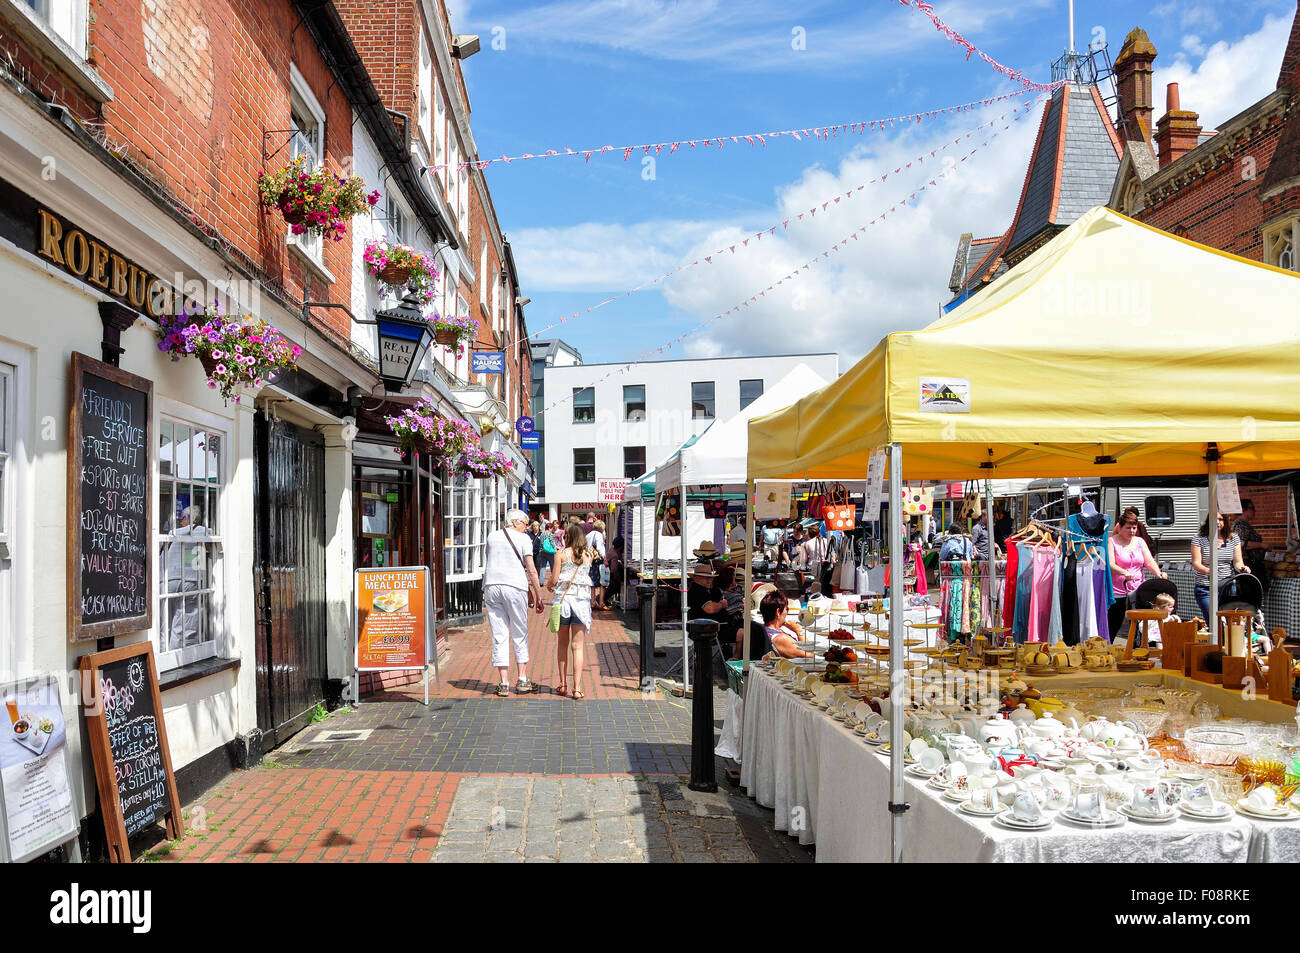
[288,66,325,265]
[624,446,646,480]
[573,387,595,424]
[691,381,715,419]
[1263,218,1298,272]
[739,379,763,410]
[444,475,484,580]
[574,448,595,484]
[1144,496,1175,527]
[384,187,410,245]
[624,384,645,421]
[156,415,225,671]
[433,82,446,186]
[418,31,432,149]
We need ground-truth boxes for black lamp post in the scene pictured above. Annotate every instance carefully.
[373,285,434,393]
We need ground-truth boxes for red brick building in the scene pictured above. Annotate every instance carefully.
[1108,12,1300,273]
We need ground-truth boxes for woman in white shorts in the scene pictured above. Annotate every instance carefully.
[549,523,595,699]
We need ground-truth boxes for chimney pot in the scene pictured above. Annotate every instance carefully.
[1166,82,1180,112]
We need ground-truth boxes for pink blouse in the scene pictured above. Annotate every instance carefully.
[1111,537,1151,597]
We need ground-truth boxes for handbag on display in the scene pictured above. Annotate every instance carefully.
[702,498,728,520]
[901,485,934,516]
[822,482,856,530]
[661,492,682,537]
[805,482,827,520]
[961,480,983,521]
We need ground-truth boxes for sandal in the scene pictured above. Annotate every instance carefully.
[515,678,535,694]
[496,683,510,697]
[572,689,586,700]
[555,684,568,697]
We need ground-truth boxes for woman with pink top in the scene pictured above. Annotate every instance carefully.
[1108,507,1166,642]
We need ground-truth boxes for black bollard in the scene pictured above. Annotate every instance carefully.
[687,618,719,792]
[638,583,657,690]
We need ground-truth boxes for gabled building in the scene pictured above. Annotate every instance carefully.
[948,77,1124,305]
[1107,12,1300,273]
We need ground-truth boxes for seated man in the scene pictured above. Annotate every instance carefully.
[687,565,731,634]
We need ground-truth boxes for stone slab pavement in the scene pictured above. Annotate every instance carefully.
[142,610,811,863]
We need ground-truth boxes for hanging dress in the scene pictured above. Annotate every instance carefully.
[1068,512,1113,608]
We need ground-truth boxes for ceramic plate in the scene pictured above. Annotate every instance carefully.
[1234,801,1300,821]
[957,801,1006,818]
[994,813,1052,831]
[943,787,971,803]
[1119,805,1178,824]
[905,764,937,778]
[1178,803,1231,821]
[830,713,847,722]
[927,776,955,791]
[1057,809,1125,828]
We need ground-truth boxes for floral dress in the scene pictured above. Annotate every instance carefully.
[552,552,594,628]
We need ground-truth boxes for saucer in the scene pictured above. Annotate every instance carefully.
[927,776,956,791]
[1058,809,1125,828]
[1119,805,1177,824]
[830,713,847,722]
[1178,802,1231,821]
[905,764,937,778]
[854,724,869,734]
[958,801,1006,818]
[943,787,971,803]
[1235,801,1300,821]
[994,813,1052,831]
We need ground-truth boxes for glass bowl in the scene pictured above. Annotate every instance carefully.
[1158,689,1199,716]
[1118,706,1169,738]
[1183,726,1250,767]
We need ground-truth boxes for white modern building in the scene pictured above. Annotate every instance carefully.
[542,352,839,516]
[529,338,583,510]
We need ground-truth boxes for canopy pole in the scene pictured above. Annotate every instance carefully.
[652,495,661,657]
[985,479,996,625]
[742,480,754,672]
[888,443,907,863]
[639,498,647,575]
[681,488,690,694]
[1208,454,1220,639]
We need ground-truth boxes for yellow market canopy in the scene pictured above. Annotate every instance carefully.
[748,207,1300,481]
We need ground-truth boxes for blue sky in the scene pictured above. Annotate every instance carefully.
[450,0,1297,371]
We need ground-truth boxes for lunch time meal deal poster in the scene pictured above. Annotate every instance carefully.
[356,568,428,670]
[0,676,78,862]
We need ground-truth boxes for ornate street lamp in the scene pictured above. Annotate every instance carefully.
[372,285,434,393]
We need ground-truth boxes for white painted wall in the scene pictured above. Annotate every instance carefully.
[543,353,839,507]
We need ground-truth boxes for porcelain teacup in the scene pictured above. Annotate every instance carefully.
[1185,783,1218,813]
[1012,792,1043,823]
[1131,784,1170,817]
[970,783,1000,811]
[1073,791,1103,819]
[939,761,968,787]
[1244,787,1280,814]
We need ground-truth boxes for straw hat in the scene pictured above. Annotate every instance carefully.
[692,540,720,559]
[689,563,717,580]
[749,582,777,615]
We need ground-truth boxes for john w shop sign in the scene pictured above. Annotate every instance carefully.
[34,207,206,319]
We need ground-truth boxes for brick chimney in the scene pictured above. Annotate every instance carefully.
[1113,27,1157,144]
[1154,83,1202,168]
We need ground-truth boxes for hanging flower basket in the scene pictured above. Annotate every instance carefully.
[363,239,440,305]
[455,445,515,479]
[257,156,380,241]
[431,314,478,356]
[385,401,478,460]
[156,302,302,403]
[434,326,460,346]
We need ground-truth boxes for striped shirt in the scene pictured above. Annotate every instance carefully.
[1192,534,1240,582]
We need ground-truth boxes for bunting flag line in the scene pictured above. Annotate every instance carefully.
[538,103,1040,415]
[420,89,1038,176]
[507,97,1044,350]
[896,0,1060,93]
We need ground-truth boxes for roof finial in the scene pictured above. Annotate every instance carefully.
[1069,0,1075,55]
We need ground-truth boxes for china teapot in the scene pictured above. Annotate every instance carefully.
[1027,710,1069,741]
[981,713,1019,749]
[1008,703,1037,728]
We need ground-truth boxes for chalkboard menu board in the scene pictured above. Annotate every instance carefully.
[67,352,153,641]
[79,643,181,862]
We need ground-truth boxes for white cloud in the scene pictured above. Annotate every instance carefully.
[510,97,1045,366]
[467,0,1053,72]
[1152,13,1293,129]
[1181,34,1206,57]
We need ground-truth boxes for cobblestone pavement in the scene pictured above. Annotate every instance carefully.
[142,610,811,863]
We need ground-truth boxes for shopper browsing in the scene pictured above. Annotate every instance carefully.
[549,523,595,699]
[483,510,546,697]
[759,590,814,660]
[1190,514,1248,623]
[1108,509,1166,642]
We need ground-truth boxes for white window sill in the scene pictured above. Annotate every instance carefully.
[0,0,113,103]
[288,240,336,286]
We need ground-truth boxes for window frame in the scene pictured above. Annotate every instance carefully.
[691,380,715,420]
[0,357,16,676]
[623,446,646,480]
[443,473,484,581]
[417,30,432,150]
[572,387,595,424]
[1144,495,1176,528]
[154,402,230,672]
[623,384,646,422]
[1263,217,1298,273]
[22,0,87,57]
[573,448,596,485]
[739,378,764,410]
[287,63,327,266]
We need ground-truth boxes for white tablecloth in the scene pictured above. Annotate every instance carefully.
[742,667,1291,862]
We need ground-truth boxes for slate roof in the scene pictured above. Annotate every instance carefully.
[947,83,1122,303]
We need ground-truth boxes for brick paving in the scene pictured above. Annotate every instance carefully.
[140,610,812,863]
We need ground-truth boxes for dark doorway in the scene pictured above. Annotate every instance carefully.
[254,413,327,747]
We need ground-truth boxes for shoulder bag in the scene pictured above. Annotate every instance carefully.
[549,557,579,633]
[503,530,536,606]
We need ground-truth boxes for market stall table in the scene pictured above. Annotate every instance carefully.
[739,665,1300,862]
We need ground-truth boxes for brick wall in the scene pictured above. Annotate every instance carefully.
[1131,121,1285,260]
[1240,486,1290,548]
[3,0,361,338]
